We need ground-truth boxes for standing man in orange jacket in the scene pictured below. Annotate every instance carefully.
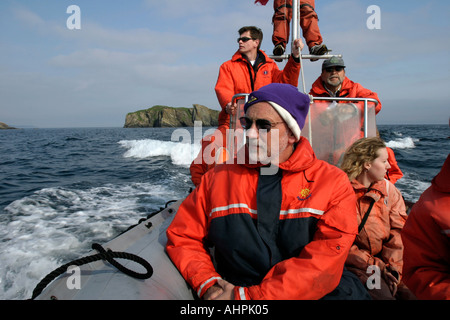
[189,26,303,187]
[168,83,370,300]
[215,26,303,129]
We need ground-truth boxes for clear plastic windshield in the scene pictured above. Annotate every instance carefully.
[302,98,377,166]
[228,95,377,167]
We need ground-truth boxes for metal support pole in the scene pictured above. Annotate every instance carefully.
[364,100,368,137]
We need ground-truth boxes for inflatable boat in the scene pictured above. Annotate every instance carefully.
[32,0,381,300]
[32,93,378,300]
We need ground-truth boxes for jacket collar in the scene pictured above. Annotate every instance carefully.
[351,179,387,202]
[310,75,353,97]
[231,49,269,64]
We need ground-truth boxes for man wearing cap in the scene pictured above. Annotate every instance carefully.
[310,56,382,114]
[167,83,369,300]
[311,57,403,182]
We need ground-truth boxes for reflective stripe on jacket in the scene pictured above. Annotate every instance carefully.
[167,137,358,299]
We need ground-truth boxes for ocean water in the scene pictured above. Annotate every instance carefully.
[0,125,449,300]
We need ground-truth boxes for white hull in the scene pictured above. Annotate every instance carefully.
[34,199,195,300]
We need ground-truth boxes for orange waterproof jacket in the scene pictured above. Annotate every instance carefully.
[215,50,300,127]
[167,137,358,300]
[309,76,382,115]
[346,179,408,277]
[401,154,450,300]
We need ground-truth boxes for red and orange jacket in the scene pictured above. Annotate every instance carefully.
[215,49,300,127]
[346,179,408,278]
[167,137,358,300]
[401,154,450,300]
[309,76,382,115]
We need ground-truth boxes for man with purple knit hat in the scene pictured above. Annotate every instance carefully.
[167,83,369,300]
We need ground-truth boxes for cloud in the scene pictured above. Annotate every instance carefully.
[2,1,449,127]
[143,0,219,19]
[12,5,46,27]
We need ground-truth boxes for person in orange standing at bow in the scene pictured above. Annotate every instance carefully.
[255,0,329,59]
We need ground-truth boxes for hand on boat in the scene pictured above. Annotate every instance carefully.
[291,38,304,58]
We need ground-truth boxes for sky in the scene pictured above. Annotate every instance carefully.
[0,0,449,128]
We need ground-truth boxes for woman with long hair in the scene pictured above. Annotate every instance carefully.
[340,137,415,300]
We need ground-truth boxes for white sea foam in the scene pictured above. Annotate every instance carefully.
[118,139,201,167]
[385,136,418,149]
[396,176,431,203]
[0,182,179,300]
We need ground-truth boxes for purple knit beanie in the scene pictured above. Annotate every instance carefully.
[244,83,310,141]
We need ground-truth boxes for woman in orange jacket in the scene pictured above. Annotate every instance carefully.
[340,137,415,299]
[401,154,450,300]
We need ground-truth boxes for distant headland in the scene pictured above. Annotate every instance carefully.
[124,104,220,128]
[0,122,16,129]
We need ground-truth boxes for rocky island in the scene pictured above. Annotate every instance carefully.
[124,104,220,128]
[0,122,16,129]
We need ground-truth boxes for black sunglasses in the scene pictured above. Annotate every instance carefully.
[237,37,254,43]
[239,117,284,131]
[324,66,345,73]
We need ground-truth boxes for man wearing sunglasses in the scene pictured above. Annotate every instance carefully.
[309,57,404,181]
[215,26,304,129]
[310,56,382,115]
[189,26,304,187]
[168,83,370,300]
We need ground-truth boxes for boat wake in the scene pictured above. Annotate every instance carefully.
[118,139,201,167]
[385,136,417,150]
[0,182,181,300]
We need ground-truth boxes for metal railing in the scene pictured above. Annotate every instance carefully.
[310,97,379,138]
